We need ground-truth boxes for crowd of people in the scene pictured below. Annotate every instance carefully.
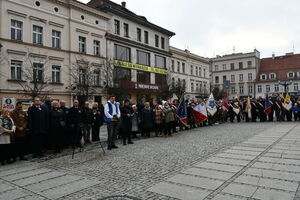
[1,93,300,166]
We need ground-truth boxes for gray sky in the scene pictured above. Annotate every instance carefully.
[79,0,300,58]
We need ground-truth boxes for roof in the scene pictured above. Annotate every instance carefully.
[87,0,175,36]
[170,46,210,64]
[211,49,260,62]
[257,53,300,82]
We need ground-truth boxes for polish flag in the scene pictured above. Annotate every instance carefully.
[192,102,208,123]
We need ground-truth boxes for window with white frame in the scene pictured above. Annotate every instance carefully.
[52,30,61,48]
[114,19,120,35]
[171,60,174,72]
[177,61,180,72]
[231,74,235,82]
[191,82,194,92]
[10,60,22,80]
[269,73,276,79]
[93,40,100,56]
[33,63,44,82]
[190,65,193,75]
[199,67,202,77]
[182,63,185,74]
[248,85,253,93]
[266,85,270,92]
[288,72,294,78]
[258,85,262,93]
[215,76,219,84]
[294,83,299,91]
[248,73,252,81]
[78,36,86,53]
[195,66,198,76]
[196,83,199,91]
[247,61,252,67]
[239,86,244,94]
[11,20,22,41]
[222,64,226,70]
[260,74,267,80]
[93,70,100,86]
[203,69,206,78]
[79,69,86,85]
[214,65,219,71]
[239,74,243,81]
[274,84,279,92]
[231,86,236,94]
[33,25,43,45]
[51,65,61,83]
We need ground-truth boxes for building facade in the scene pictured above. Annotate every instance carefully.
[169,47,210,101]
[211,49,260,98]
[88,0,175,104]
[256,53,300,98]
[0,0,110,107]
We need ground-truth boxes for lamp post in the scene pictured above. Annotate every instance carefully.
[278,80,292,95]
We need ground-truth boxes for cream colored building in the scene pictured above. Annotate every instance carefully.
[169,46,210,101]
[211,49,260,98]
[0,0,110,106]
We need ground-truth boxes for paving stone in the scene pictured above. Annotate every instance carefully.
[0,182,14,193]
[258,156,300,166]
[244,168,300,182]
[252,162,300,173]
[231,146,266,152]
[0,166,38,177]
[223,149,262,156]
[252,187,295,200]
[13,171,66,186]
[212,193,248,200]
[222,182,259,197]
[206,157,251,166]
[0,189,28,200]
[195,162,243,173]
[214,153,257,160]
[183,168,235,180]
[264,152,300,160]
[2,168,52,181]
[148,182,210,200]
[168,174,224,190]
[235,175,298,192]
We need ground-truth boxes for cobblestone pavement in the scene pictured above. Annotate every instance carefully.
[1,122,300,200]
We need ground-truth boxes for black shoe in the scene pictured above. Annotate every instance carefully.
[128,141,134,144]
[32,155,38,159]
[112,145,118,149]
[20,157,28,161]
[123,142,127,145]
[107,146,112,150]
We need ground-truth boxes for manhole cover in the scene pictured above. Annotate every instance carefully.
[101,195,140,200]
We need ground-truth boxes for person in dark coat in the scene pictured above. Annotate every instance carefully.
[250,98,258,122]
[274,97,282,121]
[69,100,83,148]
[28,97,48,158]
[92,103,103,142]
[120,99,133,145]
[141,102,153,137]
[43,95,52,110]
[60,100,70,147]
[82,102,93,144]
[48,101,66,153]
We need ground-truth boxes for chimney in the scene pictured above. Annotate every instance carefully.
[121,1,126,8]
[272,53,275,59]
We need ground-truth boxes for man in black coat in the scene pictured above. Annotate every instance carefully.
[69,100,83,148]
[92,103,103,142]
[28,97,48,158]
[82,102,93,144]
[120,99,133,145]
[60,100,70,147]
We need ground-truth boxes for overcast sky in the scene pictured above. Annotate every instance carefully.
[79,0,300,58]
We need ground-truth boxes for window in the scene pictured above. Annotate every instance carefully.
[270,73,276,79]
[137,71,150,84]
[196,83,199,91]
[155,35,159,47]
[247,61,252,67]
[199,67,202,77]
[288,72,294,78]
[155,74,166,85]
[33,63,43,82]
[231,75,235,82]
[231,86,236,94]
[113,67,131,82]
[144,31,148,44]
[248,73,252,81]
[203,69,206,78]
[137,50,150,66]
[266,85,270,92]
[239,86,244,94]
[10,60,22,80]
[223,75,226,83]
[33,25,43,45]
[114,20,120,35]
[230,63,234,70]
[222,64,226,70]
[52,30,61,48]
[93,40,100,56]
[115,44,131,61]
[81,15,84,20]
[190,65,193,75]
[191,82,194,92]
[239,74,243,81]
[78,36,86,53]
[275,84,279,92]
[171,60,174,71]
[239,62,243,69]
[161,37,165,49]
[260,74,267,80]
[294,83,299,91]
[214,65,219,71]
[79,69,86,85]
[182,63,185,74]
[195,66,198,76]
[11,20,22,41]
[177,61,180,72]
[248,85,253,93]
[51,65,61,83]
[215,76,219,84]
[93,70,100,86]
[155,55,166,69]
[258,85,262,93]
[137,28,141,42]
[123,23,129,37]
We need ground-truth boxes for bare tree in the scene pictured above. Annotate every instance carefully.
[169,79,186,100]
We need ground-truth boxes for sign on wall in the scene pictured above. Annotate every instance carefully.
[2,97,15,111]
[114,60,168,74]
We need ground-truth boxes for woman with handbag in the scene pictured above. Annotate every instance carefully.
[0,109,16,165]
[48,101,66,153]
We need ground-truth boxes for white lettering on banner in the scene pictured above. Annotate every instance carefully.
[137,84,159,90]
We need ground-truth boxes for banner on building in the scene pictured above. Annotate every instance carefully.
[2,97,15,111]
[114,60,168,75]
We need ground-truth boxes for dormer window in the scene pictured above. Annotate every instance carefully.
[260,74,267,80]
[288,72,294,78]
[269,73,276,79]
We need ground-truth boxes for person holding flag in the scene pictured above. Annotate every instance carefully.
[264,94,272,121]
[243,97,252,122]
[293,97,300,121]
[192,99,208,125]
[283,93,293,121]
[206,93,217,125]
[229,97,242,123]
[176,96,188,128]
[274,96,283,121]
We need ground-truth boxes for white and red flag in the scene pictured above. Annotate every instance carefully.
[192,102,208,123]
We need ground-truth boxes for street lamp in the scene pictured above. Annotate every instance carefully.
[278,80,292,95]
